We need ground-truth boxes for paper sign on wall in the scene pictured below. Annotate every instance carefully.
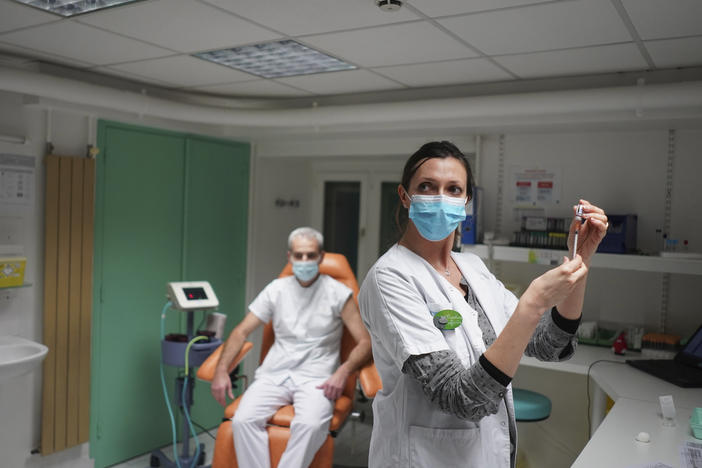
[510,166,561,206]
[0,154,34,205]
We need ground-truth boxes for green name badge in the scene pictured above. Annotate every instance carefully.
[433,309,463,330]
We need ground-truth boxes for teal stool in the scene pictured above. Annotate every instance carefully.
[513,388,551,422]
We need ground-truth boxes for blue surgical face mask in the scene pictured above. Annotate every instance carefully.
[292,260,319,282]
[408,193,467,241]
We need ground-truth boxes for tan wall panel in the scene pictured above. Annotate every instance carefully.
[66,159,84,447]
[42,155,95,454]
[41,156,59,455]
[79,158,95,443]
[54,157,72,452]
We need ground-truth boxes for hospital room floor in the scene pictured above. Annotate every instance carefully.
[113,397,373,468]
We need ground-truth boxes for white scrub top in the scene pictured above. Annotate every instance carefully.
[359,244,519,468]
[249,274,352,385]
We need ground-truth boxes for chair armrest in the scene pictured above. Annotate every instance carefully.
[358,361,382,399]
[196,341,253,382]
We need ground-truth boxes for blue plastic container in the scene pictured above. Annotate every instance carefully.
[161,338,221,367]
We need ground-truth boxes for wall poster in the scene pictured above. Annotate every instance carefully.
[510,165,562,207]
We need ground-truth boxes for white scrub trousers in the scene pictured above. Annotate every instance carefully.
[232,376,334,468]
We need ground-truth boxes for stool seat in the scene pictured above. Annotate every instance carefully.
[513,388,551,422]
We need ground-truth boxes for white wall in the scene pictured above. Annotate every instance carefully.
[253,128,702,337]
[249,129,702,468]
[0,92,51,468]
[0,94,99,468]
[0,91,245,468]
[242,135,475,373]
[249,134,477,295]
[478,130,702,336]
[1,83,701,468]
[667,130,702,335]
[472,128,702,468]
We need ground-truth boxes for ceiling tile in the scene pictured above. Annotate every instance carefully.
[494,43,647,79]
[275,69,404,95]
[0,20,172,66]
[77,0,280,53]
[108,55,255,87]
[407,0,553,18]
[190,80,312,97]
[301,22,476,68]
[202,0,420,36]
[621,0,702,40]
[374,58,513,87]
[0,1,57,33]
[645,37,702,69]
[438,0,631,55]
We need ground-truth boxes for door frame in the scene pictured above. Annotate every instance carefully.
[312,161,401,282]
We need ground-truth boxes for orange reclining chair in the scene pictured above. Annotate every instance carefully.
[197,253,381,468]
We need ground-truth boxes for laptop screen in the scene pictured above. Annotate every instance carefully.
[677,324,702,368]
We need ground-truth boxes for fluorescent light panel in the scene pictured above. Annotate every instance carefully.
[12,0,142,17]
[194,40,356,79]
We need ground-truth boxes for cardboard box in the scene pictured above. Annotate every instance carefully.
[0,256,26,287]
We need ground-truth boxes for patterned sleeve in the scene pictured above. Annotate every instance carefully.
[524,307,581,361]
[402,350,508,422]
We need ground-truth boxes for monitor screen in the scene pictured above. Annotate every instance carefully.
[183,287,208,301]
[678,324,702,367]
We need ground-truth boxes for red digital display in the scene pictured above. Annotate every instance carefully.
[183,287,207,301]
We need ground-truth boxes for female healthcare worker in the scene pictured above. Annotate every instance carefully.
[358,141,608,467]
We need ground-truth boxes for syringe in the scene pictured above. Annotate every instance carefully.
[572,204,584,259]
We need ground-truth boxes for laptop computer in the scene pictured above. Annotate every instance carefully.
[626,324,702,388]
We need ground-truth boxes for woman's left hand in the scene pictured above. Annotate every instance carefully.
[567,199,608,265]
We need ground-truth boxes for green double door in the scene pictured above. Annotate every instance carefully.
[91,121,249,468]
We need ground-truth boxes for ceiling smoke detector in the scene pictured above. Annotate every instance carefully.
[376,0,403,12]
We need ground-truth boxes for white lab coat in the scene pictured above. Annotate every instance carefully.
[359,244,519,468]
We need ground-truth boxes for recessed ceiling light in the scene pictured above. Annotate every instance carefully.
[12,0,143,17]
[194,40,356,79]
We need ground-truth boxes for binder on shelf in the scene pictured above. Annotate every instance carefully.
[461,187,482,245]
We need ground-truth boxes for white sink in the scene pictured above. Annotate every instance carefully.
[0,335,49,382]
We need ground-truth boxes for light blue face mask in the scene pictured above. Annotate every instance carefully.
[408,193,467,241]
[292,260,320,282]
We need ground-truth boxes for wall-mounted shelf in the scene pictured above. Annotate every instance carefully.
[0,283,32,290]
[461,245,702,276]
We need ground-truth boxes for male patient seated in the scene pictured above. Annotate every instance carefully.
[210,227,372,468]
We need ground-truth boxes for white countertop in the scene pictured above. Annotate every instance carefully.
[571,398,699,468]
[521,345,702,467]
[520,342,629,375]
[521,345,701,409]
[589,361,701,411]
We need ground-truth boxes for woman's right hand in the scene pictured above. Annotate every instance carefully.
[522,255,589,313]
